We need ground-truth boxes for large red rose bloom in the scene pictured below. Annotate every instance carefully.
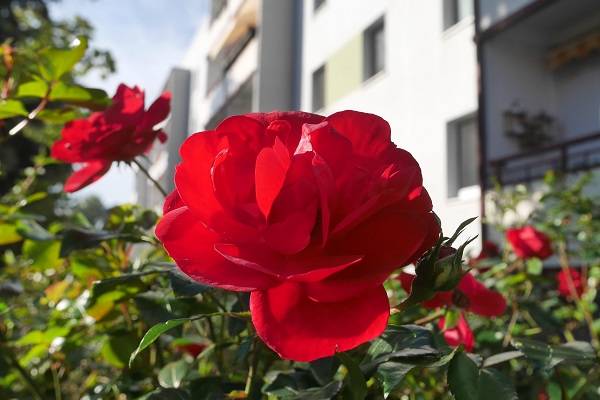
[156,111,439,362]
[51,84,171,192]
[506,226,553,260]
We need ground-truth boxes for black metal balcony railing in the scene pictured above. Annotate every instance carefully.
[489,132,600,185]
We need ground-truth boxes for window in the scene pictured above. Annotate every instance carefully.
[447,116,479,197]
[363,18,385,80]
[443,0,473,30]
[314,0,325,12]
[210,0,227,23]
[312,65,325,111]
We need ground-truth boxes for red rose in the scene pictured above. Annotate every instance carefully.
[156,111,439,361]
[506,226,553,260]
[177,343,207,358]
[438,313,474,352]
[557,268,585,299]
[51,84,171,192]
[399,271,506,317]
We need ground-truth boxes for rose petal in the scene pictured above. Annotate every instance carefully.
[306,208,440,302]
[163,190,184,214]
[139,91,171,132]
[250,282,389,362]
[255,137,290,218]
[263,152,318,255]
[214,243,362,282]
[156,207,277,291]
[326,110,391,158]
[458,273,507,317]
[63,160,111,192]
[439,313,474,352]
[105,84,145,126]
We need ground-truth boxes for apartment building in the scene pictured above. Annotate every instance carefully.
[136,0,600,248]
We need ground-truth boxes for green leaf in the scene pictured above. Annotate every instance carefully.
[512,339,597,370]
[59,227,131,257]
[482,351,524,367]
[158,360,190,388]
[129,318,193,367]
[448,350,480,400]
[49,82,109,109]
[337,352,368,400]
[88,271,158,307]
[0,223,22,245]
[40,37,88,80]
[449,350,521,400]
[375,362,414,398]
[310,357,340,386]
[0,99,28,119]
[169,270,208,296]
[526,258,543,275]
[37,108,80,123]
[15,220,54,241]
[294,381,343,400]
[143,388,190,400]
[445,217,478,246]
[16,81,49,98]
[22,240,61,270]
[478,369,518,400]
[101,332,139,368]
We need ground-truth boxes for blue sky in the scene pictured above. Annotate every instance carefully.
[50,0,207,206]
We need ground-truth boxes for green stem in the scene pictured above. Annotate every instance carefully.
[132,158,168,198]
[51,365,62,400]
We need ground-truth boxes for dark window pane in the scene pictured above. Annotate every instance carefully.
[457,118,478,189]
[210,0,227,22]
[363,18,385,80]
[312,66,325,111]
[443,0,473,30]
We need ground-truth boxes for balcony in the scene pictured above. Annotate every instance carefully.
[489,132,600,185]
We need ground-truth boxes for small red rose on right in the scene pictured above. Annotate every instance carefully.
[556,268,585,299]
[506,225,553,260]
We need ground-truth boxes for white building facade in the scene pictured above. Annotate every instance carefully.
[136,0,600,248]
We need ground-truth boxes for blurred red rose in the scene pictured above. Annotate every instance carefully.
[400,270,505,351]
[51,84,171,192]
[469,240,500,267]
[438,313,474,352]
[156,111,439,361]
[557,268,585,299]
[399,271,506,317]
[506,226,553,260]
[177,343,207,358]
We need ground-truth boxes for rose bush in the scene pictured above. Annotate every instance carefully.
[51,84,171,192]
[156,111,439,361]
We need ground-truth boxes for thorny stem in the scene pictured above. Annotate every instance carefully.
[557,241,599,348]
[51,364,62,400]
[7,83,52,137]
[245,335,260,396]
[132,158,168,198]
[503,296,520,347]
[413,309,445,326]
